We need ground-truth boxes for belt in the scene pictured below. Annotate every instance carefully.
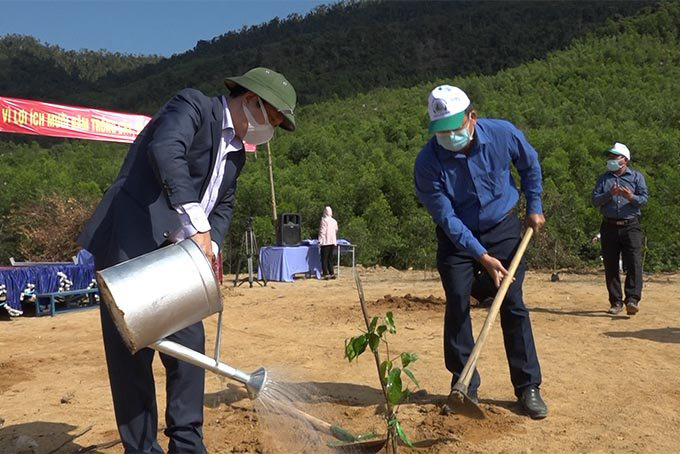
[604,217,638,226]
[502,208,515,220]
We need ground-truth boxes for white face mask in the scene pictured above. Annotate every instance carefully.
[243,97,274,145]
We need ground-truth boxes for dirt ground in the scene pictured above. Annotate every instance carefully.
[1,268,679,453]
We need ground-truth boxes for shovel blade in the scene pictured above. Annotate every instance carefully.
[447,386,485,419]
[329,437,387,452]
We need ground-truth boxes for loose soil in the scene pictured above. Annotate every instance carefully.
[1,269,679,453]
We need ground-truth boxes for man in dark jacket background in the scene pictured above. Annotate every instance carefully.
[79,67,296,452]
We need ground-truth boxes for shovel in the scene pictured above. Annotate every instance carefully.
[448,227,534,419]
[265,401,386,451]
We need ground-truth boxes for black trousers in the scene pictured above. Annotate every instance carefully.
[321,245,335,277]
[436,214,541,398]
[600,219,643,306]
[97,252,206,453]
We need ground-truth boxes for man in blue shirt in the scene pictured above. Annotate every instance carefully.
[592,142,648,315]
[414,85,547,419]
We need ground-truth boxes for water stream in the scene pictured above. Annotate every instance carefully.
[217,372,338,453]
[255,374,334,453]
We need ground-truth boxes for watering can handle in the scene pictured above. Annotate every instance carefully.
[213,311,223,365]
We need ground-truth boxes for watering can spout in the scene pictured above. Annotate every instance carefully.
[151,339,267,399]
[246,367,267,399]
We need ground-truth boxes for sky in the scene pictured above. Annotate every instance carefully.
[0,0,331,56]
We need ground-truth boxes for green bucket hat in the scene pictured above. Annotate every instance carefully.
[224,67,297,131]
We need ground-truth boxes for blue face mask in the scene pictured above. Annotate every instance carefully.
[436,128,471,152]
[607,159,621,172]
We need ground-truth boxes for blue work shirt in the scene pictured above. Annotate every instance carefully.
[414,118,543,258]
[591,167,648,220]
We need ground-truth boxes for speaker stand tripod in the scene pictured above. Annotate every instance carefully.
[233,222,266,288]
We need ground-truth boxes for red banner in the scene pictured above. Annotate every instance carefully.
[0,96,151,143]
[0,95,257,151]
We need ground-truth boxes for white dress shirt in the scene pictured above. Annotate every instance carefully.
[170,96,242,255]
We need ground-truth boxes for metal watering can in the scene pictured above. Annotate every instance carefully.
[96,239,267,398]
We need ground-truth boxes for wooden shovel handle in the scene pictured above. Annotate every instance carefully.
[458,227,534,387]
[267,400,361,443]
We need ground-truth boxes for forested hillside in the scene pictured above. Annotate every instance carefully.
[0,35,159,104]
[1,1,653,110]
[232,1,680,272]
[1,1,678,272]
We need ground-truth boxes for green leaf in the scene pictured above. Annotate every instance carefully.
[344,338,354,362]
[376,324,387,337]
[385,312,396,334]
[346,335,368,362]
[403,367,420,388]
[388,414,398,429]
[379,359,392,381]
[400,352,418,369]
[394,418,414,448]
[368,316,378,334]
[368,332,380,353]
[386,367,404,405]
[352,335,368,358]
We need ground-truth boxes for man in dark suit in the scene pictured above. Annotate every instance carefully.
[78,67,296,452]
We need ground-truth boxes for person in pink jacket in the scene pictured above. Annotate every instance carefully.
[318,206,339,279]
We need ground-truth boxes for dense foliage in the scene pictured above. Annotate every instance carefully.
[0,1,678,272]
[0,141,127,261]
[1,1,652,110]
[0,35,159,104]
[230,1,680,272]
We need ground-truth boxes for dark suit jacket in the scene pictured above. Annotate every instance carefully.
[79,89,246,268]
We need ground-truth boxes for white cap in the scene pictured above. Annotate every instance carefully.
[609,142,630,161]
[428,85,471,133]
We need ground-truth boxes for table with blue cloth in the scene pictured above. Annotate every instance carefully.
[258,245,323,282]
[257,239,356,282]
[0,264,95,313]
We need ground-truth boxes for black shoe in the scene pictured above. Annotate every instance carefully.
[626,302,639,315]
[518,386,548,419]
[607,304,623,315]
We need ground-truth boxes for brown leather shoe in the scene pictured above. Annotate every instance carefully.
[626,302,639,315]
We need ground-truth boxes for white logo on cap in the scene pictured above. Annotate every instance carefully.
[432,99,447,115]
[428,85,471,122]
